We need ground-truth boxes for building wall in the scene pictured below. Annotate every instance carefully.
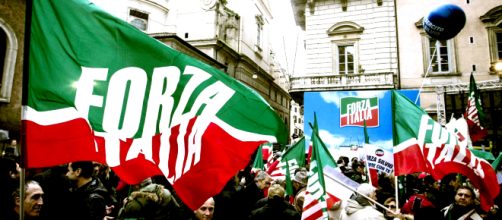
[303,0,397,76]
[0,0,25,140]
[397,0,501,112]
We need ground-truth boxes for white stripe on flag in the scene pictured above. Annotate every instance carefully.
[23,106,82,125]
[393,138,418,154]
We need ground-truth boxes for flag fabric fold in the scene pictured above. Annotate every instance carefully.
[391,90,498,211]
[25,0,287,210]
[465,73,488,142]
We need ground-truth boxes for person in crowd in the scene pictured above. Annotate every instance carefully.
[339,183,385,220]
[294,188,306,214]
[2,180,44,220]
[192,197,215,220]
[66,161,116,220]
[350,160,367,184]
[117,178,181,220]
[0,157,20,216]
[437,173,462,209]
[383,197,398,220]
[212,177,240,220]
[32,165,72,220]
[440,185,482,220]
[237,170,273,217]
[338,156,354,178]
[401,173,441,219]
[248,183,300,220]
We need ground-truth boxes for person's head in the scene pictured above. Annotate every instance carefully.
[383,197,397,218]
[352,161,364,174]
[13,180,44,218]
[194,197,215,220]
[0,157,20,180]
[66,161,94,180]
[359,183,377,199]
[268,184,285,199]
[254,170,272,189]
[292,170,308,190]
[454,185,476,207]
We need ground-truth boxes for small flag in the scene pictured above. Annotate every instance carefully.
[251,145,265,172]
[282,137,306,195]
[465,73,488,142]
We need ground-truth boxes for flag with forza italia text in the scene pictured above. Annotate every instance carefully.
[392,91,498,211]
[24,0,287,210]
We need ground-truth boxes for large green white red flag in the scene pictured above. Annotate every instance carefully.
[392,91,498,211]
[465,73,488,142]
[24,0,287,210]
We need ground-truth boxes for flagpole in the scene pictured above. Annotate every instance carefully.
[394,176,400,215]
[323,167,398,215]
[20,0,34,219]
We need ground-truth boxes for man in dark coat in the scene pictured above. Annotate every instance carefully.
[66,161,116,220]
[248,184,300,220]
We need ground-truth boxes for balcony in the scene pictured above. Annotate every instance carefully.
[289,72,396,92]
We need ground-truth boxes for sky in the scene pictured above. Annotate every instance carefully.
[269,1,306,77]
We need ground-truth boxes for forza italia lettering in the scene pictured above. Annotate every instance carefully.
[416,116,485,178]
[75,66,235,181]
[346,99,373,124]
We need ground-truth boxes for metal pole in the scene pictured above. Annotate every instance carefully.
[19,168,25,220]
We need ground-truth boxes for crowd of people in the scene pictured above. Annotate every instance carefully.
[1,142,502,220]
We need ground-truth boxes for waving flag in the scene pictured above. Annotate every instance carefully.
[302,114,338,220]
[24,0,287,210]
[392,91,498,211]
[282,137,306,195]
[465,73,488,142]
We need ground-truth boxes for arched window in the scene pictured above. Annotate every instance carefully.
[327,21,364,75]
[0,19,17,102]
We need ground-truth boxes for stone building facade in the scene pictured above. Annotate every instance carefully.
[0,0,25,143]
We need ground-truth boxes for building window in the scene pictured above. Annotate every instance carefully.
[0,20,17,103]
[255,15,264,52]
[481,5,502,74]
[327,21,363,75]
[338,45,355,74]
[416,18,457,76]
[129,9,149,31]
[428,39,451,73]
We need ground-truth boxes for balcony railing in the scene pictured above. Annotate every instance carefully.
[289,72,396,92]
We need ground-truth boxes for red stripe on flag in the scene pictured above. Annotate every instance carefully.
[24,117,262,210]
[23,119,98,168]
[394,143,427,176]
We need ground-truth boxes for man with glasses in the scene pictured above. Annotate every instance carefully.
[440,185,482,220]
